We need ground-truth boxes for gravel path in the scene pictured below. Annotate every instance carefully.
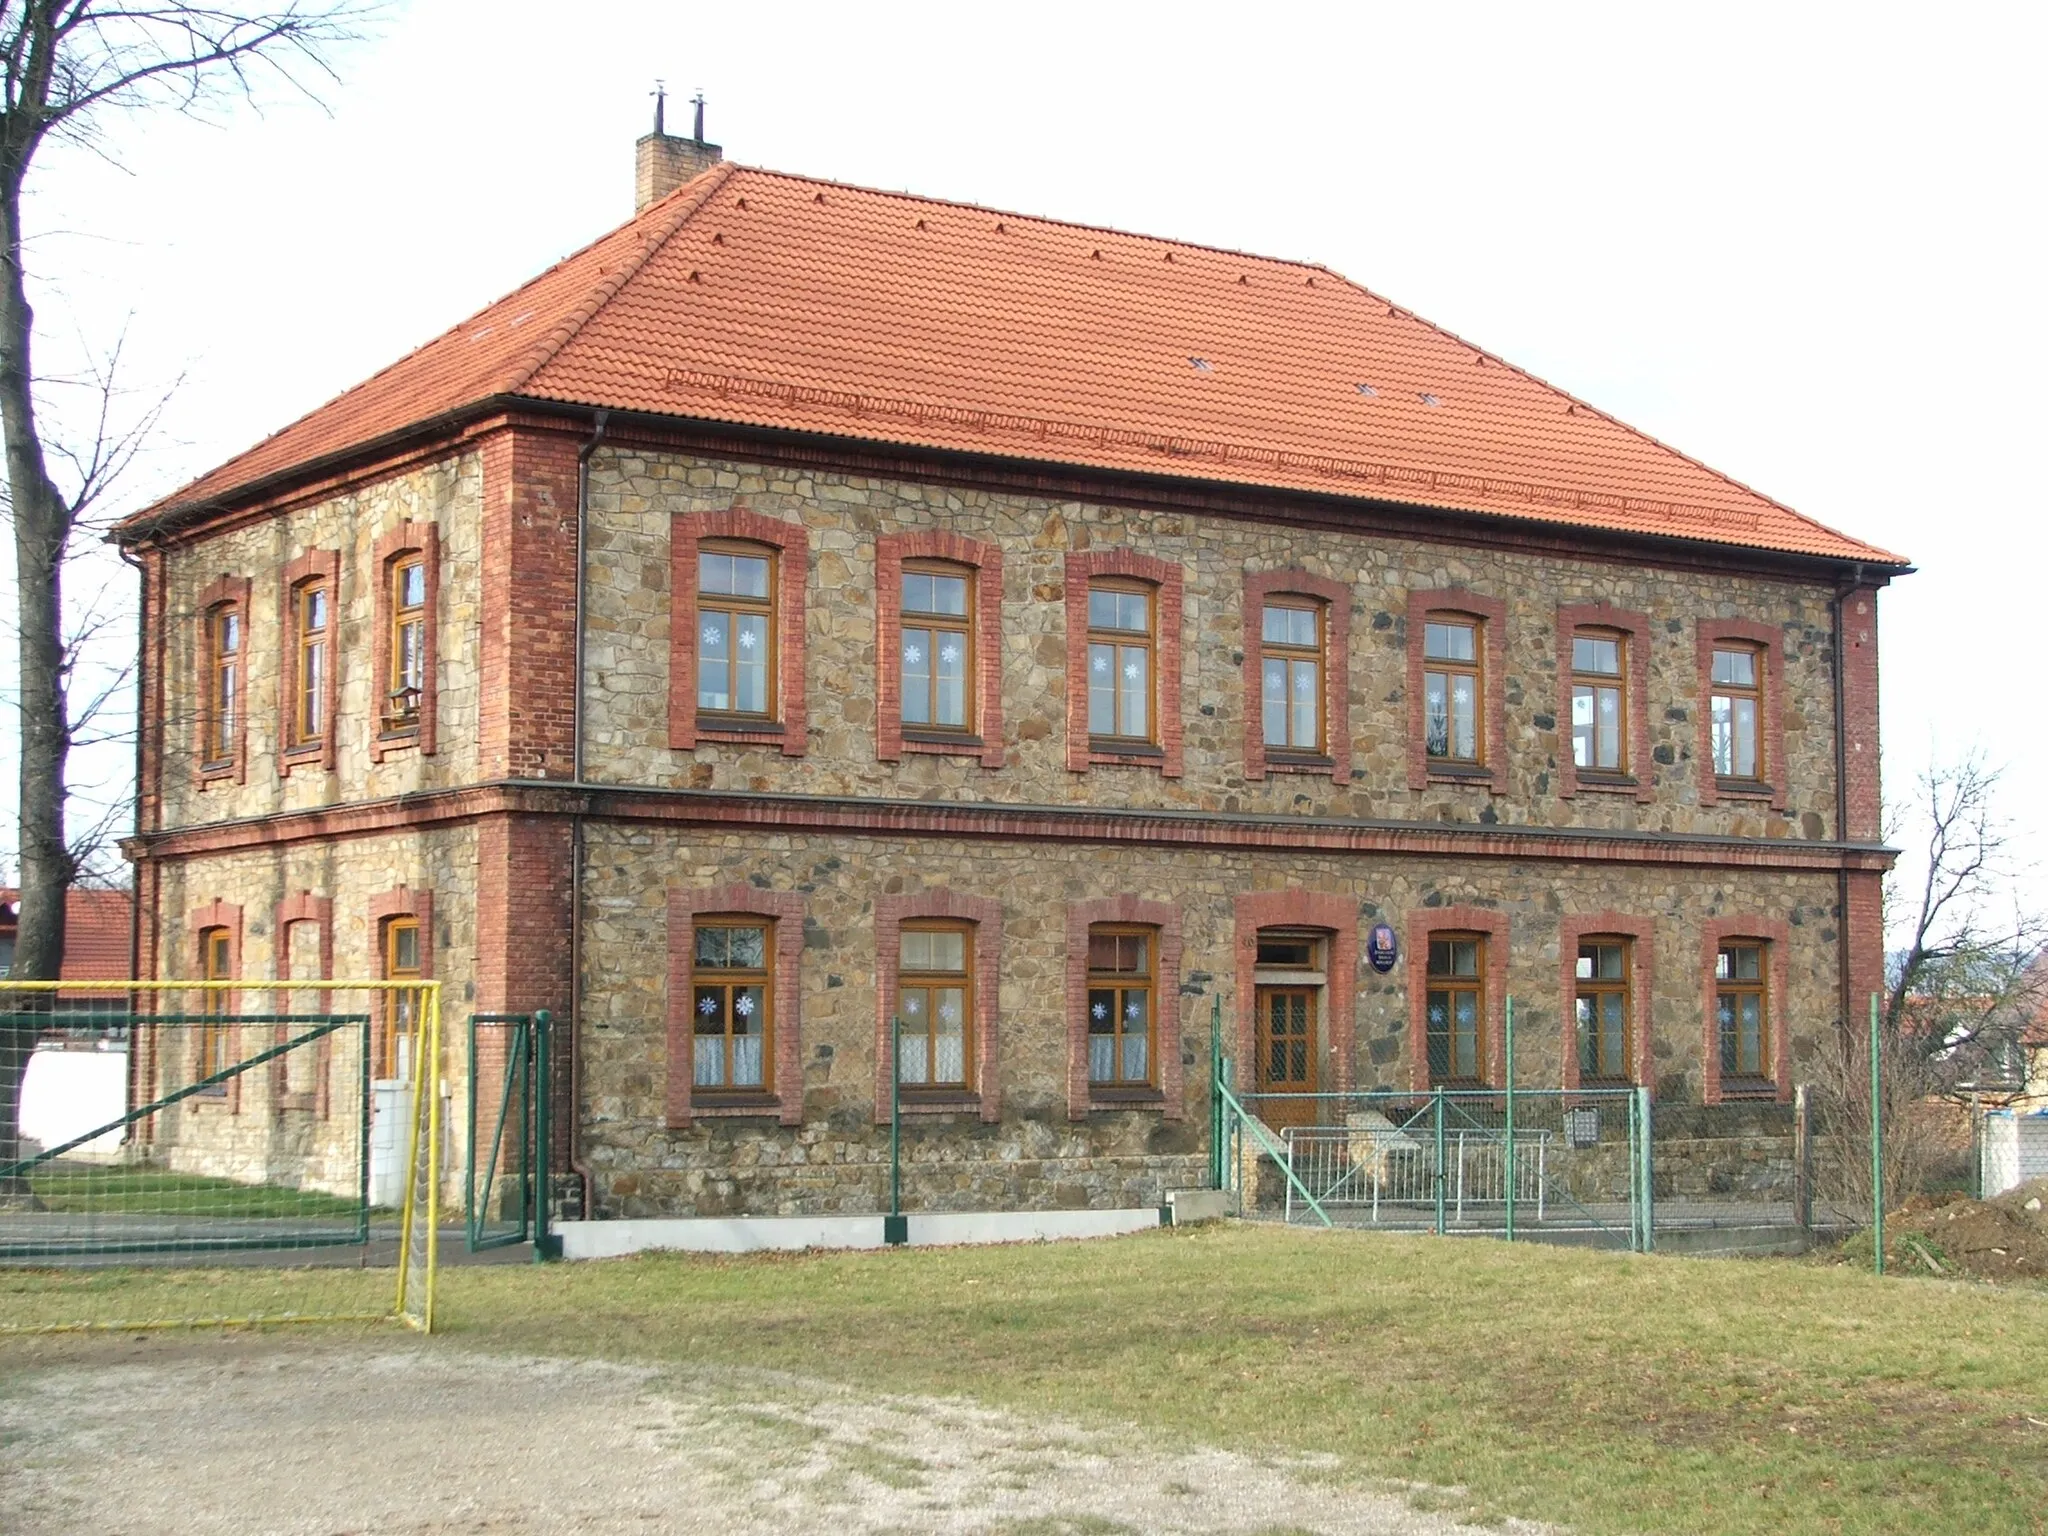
[0,1339,1550,1534]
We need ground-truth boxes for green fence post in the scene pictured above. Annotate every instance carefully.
[1636,1084,1654,1254]
[534,1010,556,1261]
[1433,1086,1447,1236]
[1504,996,1517,1243]
[1210,994,1224,1190]
[1869,992,1884,1277]
[465,1017,479,1249]
[885,1014,908,1246]
[1626,1088,1639,1252]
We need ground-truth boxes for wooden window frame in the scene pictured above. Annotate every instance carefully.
[187,898,241,1108]
[194,574,250,787]
[1243,569,1350,782]
[370,523,439,761]
[876,533,1005,767]
[1559,912,1655,1090]
[1422,615,1484,768]
[669,507,808,756]
[1233,889,1358,1098]
[1064,550,1183,776]
[1084,578,1158,749]
[666,885,805,1126]
[272,891,334,1117]
[1404,907,1508,1092]
[1696,619,1787,810]
[874,889,1004,1122]
[1555,603,1652,801]
[278,551,339,775]
[366,886,434,1083]
[1084,923,1158,1092]
[1405,589,1505,793]
[1701,917,1791,1103]
[693,537,780,726]
[687,916,776,1096]
[895,922,974,1088]
[1065,895,1182,1116]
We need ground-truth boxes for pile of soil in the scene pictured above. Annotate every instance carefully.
[1876,1177,2048,1284]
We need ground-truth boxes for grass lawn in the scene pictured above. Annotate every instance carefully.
[26,1166,363,1219]
[4,1224,2045,1534]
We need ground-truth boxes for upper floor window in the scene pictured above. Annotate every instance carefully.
[1087,582,1155,745]
[1260,599,1324,754]
[1423,616,1482,765]
[696,544,776,720]
[900,563,972,734]
[1570,630,1627,773]
[896,922,972,1090]
[1426,934,1486,1085]
[1574,938,1632,1083]
[692,918,772,1093]
[1086,924,1155,1087]
[385,557,427,732]
[1710,646,1763,781]
[1716,942,1769,1082]
[290,580,329,750]
[204,603,241,768]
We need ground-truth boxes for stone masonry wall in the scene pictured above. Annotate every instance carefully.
[577,823,1845,1218]
[582,448,1850,842]
[156,452,483,830]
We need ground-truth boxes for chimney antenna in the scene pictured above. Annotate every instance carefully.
[692,90,706,143]
[651,79,666,136]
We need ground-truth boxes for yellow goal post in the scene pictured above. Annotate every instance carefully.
[0,977,443,1334]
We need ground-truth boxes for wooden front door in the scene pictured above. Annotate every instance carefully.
[1256,986,1318,1128]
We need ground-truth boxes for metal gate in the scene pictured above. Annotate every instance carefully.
[465,1011,555,1257]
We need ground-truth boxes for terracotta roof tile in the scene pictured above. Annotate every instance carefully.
[0,887,132,988]
[132,165,1904,567]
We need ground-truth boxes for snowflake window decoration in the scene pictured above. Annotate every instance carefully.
[939,643,961,666]
[903,642,922,665]
[1123,662,1141,681]
[1125,1000,1143,1020]
[904,995,922,1015]
[697,996,719,1016]
[737,630,759,651]
[1091,1001,1109,1020]
[701,625,721,646]
[1296,672,1314,694]
[1092,655,1109,674]
[734,994,756,1017]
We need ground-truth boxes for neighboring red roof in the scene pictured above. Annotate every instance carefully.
[0,887,133,986]
[132,163,1904,567]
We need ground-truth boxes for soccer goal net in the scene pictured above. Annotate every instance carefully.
[0,978,444,1334]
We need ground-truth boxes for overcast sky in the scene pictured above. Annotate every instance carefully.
[4,0,2042,924]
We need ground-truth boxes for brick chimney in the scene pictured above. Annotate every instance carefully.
[637,88,722,213]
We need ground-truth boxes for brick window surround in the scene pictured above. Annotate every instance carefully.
[668,507,809,756]
[370,522,440,761]
[273,892,334,1117]
[873,889,1005,1123]
[195,573,251,788]
[278,550,340,776]
[1558,912,1656,1092]
[1701,916,1792,1104]
[666,885,805,1127]
[1405,906,1510,1091]
[1555,602,1653,802]
[1065,895,1183,1118]
[875,531,1005,768]
[1405,588,1506,793]
[189,898,243,1111]
[1243,569,1351,783]
[1696,618,1787,810]
[1064,550,1184,777]
[1233,890,1359,1096]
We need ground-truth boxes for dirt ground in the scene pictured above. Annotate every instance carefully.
[1875,1176,2048,1283]
[0,1335,1547,1535]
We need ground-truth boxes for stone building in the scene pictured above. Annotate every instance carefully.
[113,121,1906,1217]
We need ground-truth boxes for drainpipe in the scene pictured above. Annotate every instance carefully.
[566,409,610,1218]
[1830,565,1866,1036]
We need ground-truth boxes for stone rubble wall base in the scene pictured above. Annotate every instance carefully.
[556,1206,1162,1259]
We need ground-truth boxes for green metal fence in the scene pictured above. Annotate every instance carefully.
[465,1011,555,1259]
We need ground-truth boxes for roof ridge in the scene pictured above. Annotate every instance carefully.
[1313,266,1901,563]
[501,161,737,396]
[721,164,1328,273]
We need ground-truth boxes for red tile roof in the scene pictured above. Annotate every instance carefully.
[133,164,1904,567]
[0,887,133,987]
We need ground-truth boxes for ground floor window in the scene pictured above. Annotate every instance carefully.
[1574,938,1632,1083]
[379,917,422,1081]
[1086,925,1154,1086]
[896,922,972,1089]
[1426,934,1485,1085]
[1716,942,1769,1081]
[693,919,772,1091]
[197,926,232,1083]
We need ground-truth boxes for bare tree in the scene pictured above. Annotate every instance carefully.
[1,1,368,1193]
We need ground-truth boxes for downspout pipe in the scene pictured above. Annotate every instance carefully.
[566,409,610,1218]
[1831,564,1867,1037]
